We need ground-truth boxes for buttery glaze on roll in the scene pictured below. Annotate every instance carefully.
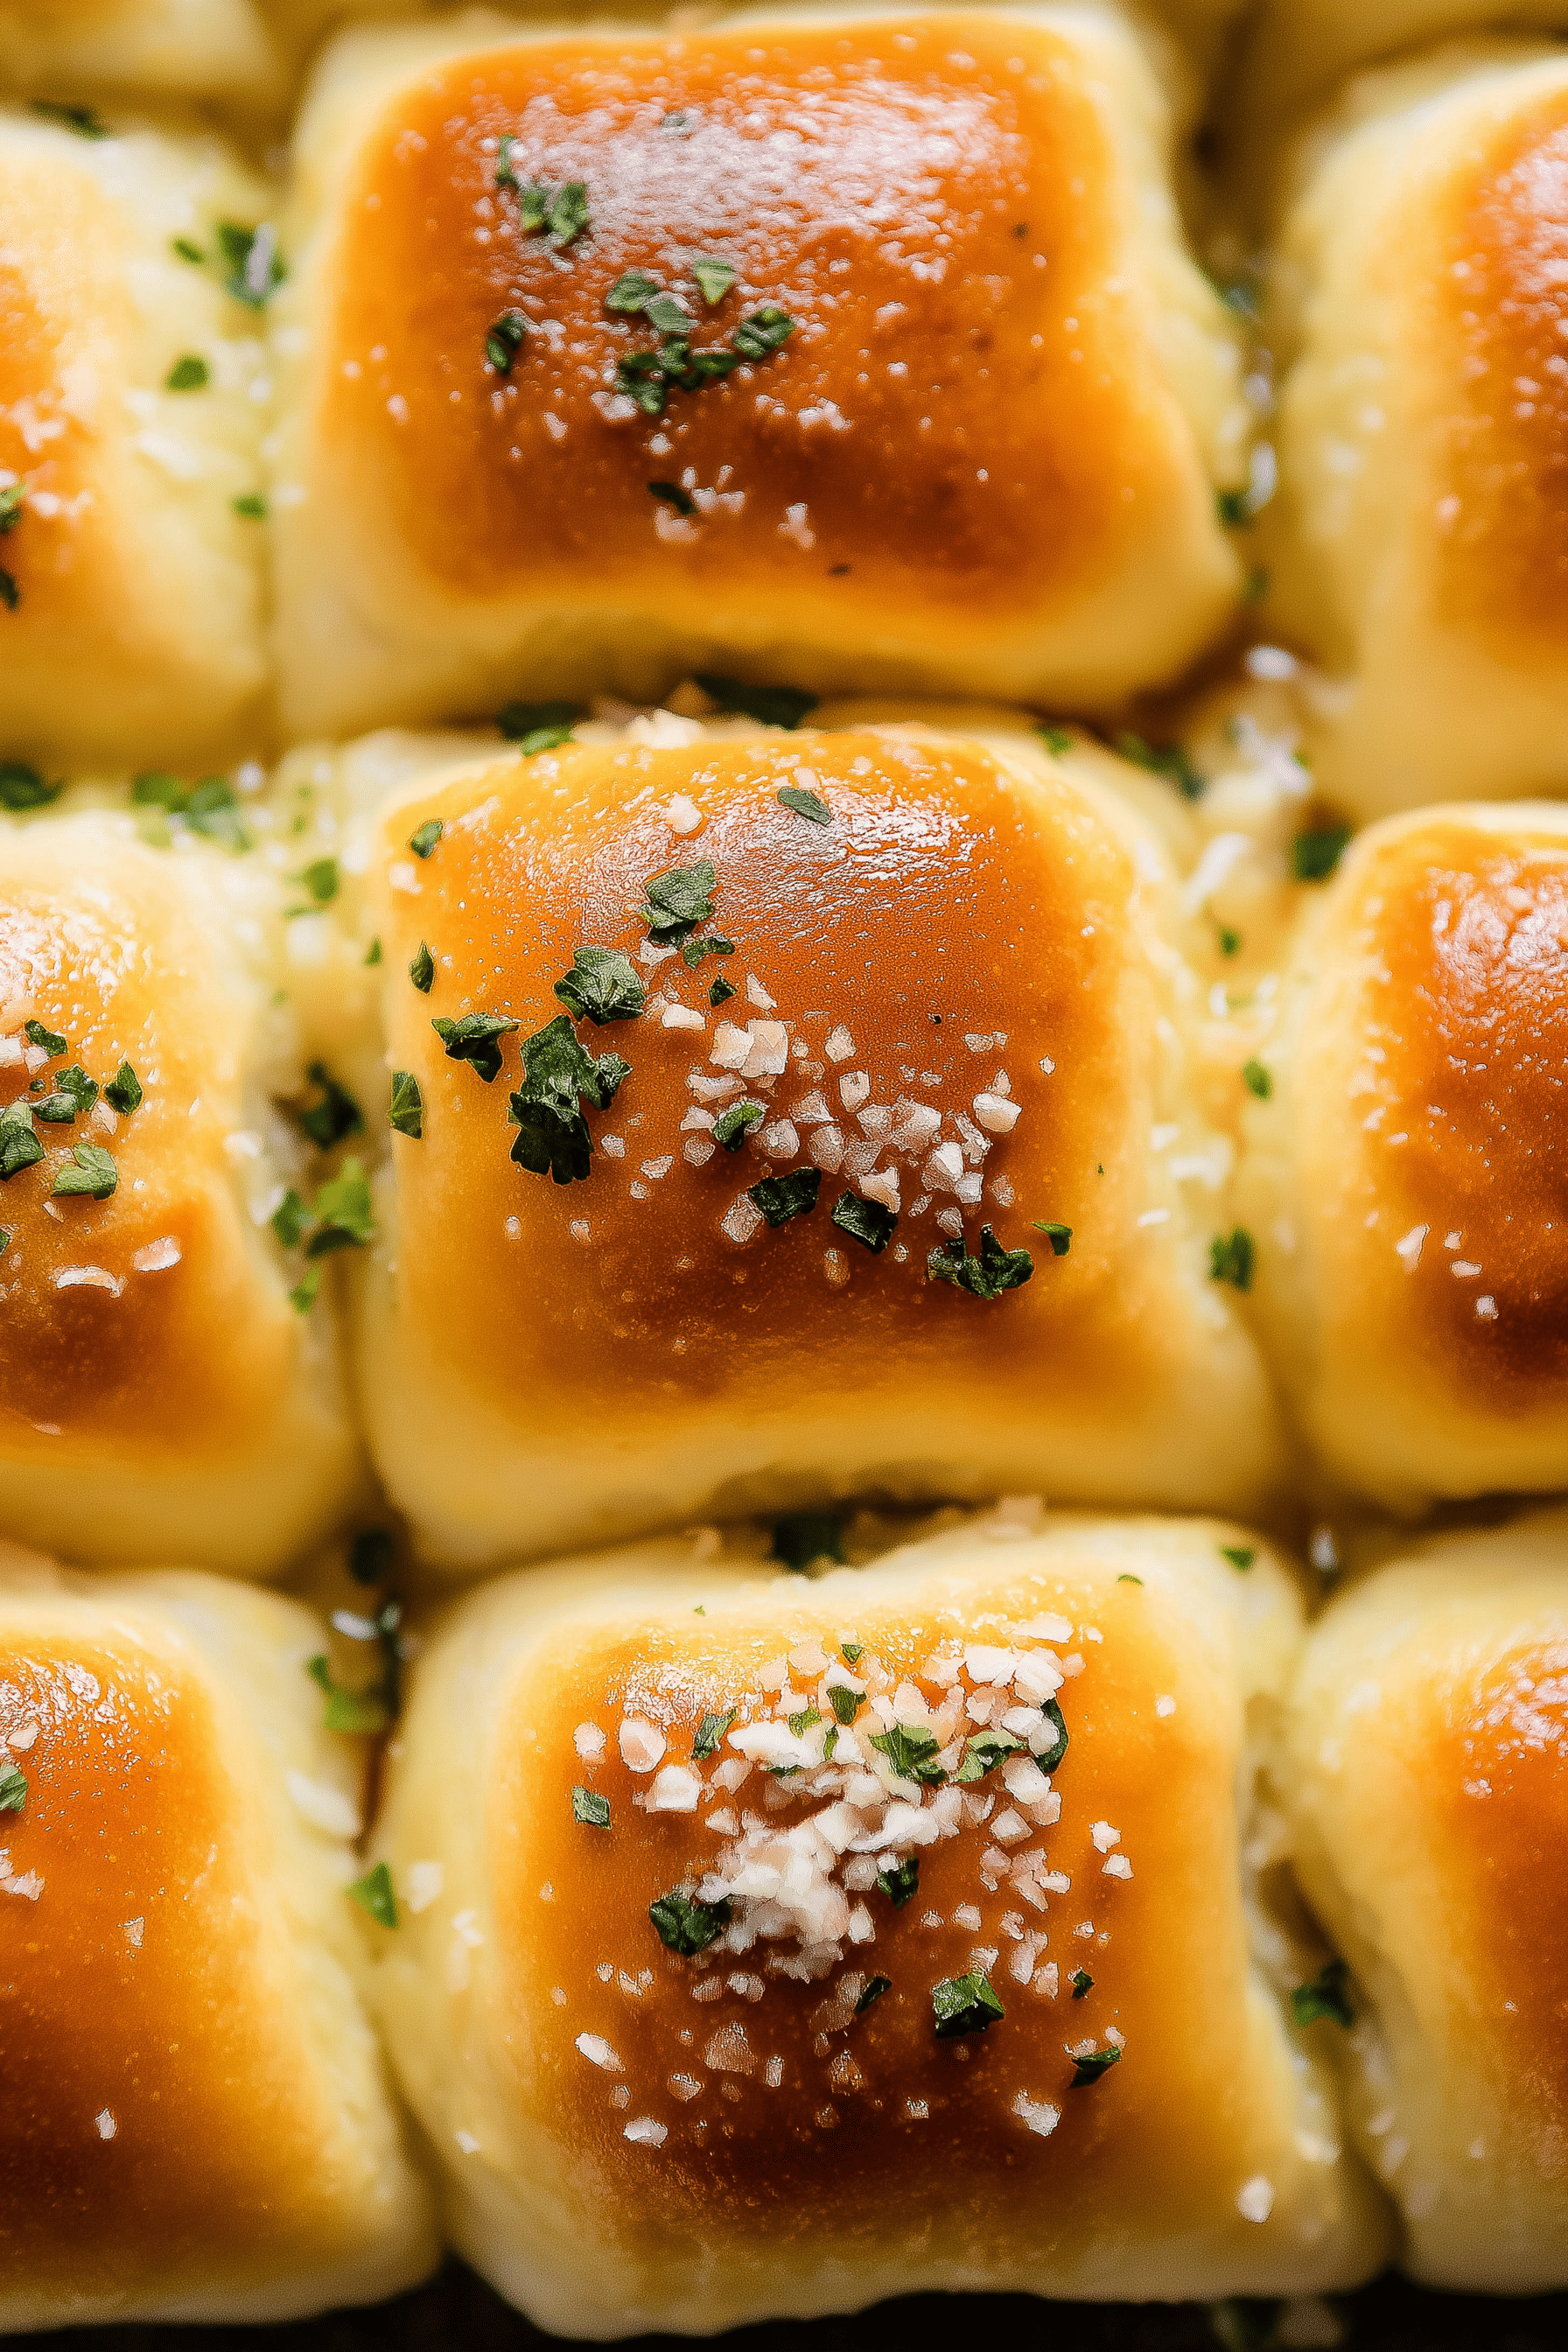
[1284,1511,1568,2292]
[354,724,1281,1568]
[1236,802,1568,1509]
[0,101,273,768]
[0,1550,438,2326]
[273,6,1248,738]
[366,1515,1389,2334]
[0,814,361,1572]
[1265,42,1568,816]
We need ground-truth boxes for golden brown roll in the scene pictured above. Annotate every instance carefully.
[271,4,1250,739]
[1284,1512,1568,2291]
[1236,802,1568,1509]
[365,1512,1390,2332]
[0,809,364,1572]
[0,1546,438,2325]
[1265,41,1568,817]
[0,1,278,101]
[346,720,1284,1570]
[0,100,273,769]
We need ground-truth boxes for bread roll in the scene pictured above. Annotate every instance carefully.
[1266,43,1568,817]
[271,4,1249,739]
[0,102,273,769]
[347,721,1283,1570]
[1284,1512,1568,2290]
[0,0,278,102]
[1236,802,1568,1509]
[366,1511,1390,2332]
[0,810,364,1572]
[0,1547,438,2325]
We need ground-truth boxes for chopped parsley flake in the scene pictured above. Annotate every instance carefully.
[0,1230,9,1253]
[770,1512,844,1572]
[694,675,816,730]
[777,785,830,824]
[0,1763,24,1809]
[1221,1544,1256,1572]
[1117,1572,1144,1586]
[828,1684,861,1726]
[606,268,660,312]
[928,1224,1033,1298]
[648,480,696,516]
[486,311,528,374]
[691,256,736,305]
[680,934,735,970]
[409,819,443,859]
[732,305,795,358]
[643,858,716,942]
[710,973,737,1006]
[24,1019,65,1057]
[822,1726,839,1760]
[307,1653,390,1734]
[748,1168,821,1227]
[0,484,24,534]
[172,236,205,262]
[431,1011,520,1085]
[1242,1058,1272,1100]
[1115,732,1203,801]
[290,1264,321,1313]
[234,493,268,518]
[297,1060,364,1148]
[509,1014,628,1184]
[1217,922,1242,957]
[305,1158,374,1256]
[1216,486,1252,528]
[546,181,589,246]
[1291,1960,1354,2029]
[933,1972,1004,2039]
[0,569,17,612]
[0,1102,41,1181]
[297,856,339,906]
[830,1190,897,1253]
[856,1974,892,2015]
[572,1784,611,1828]
[1039,724,1074,756]
[347,1862,397,1928]
[52,1141,116,1199]
[1070,1969,1094,1998]
[32,99,109,137]
[1209,1228,1255,1292]
[389,1071,423,1139]
[877,1856,919,1908]
[1292,827,1351,884]
[956,1728,1022,1784]
[0,765,60,811]
[554,946,646,1026]
[165,354,208,392]
[1032,1221,1072,1256]
[869,1724,946,1787]
[35,1066,96,1123]
[182,775,249,851]
[644,291,693,334]
[1038,1699,1069,1772]
[1069,2046,1121,2087]
[216,220,284,306]
[787,1705,822,1737]
[410,942,435,992]
[712,1100,764,1151]
[841,1642,864,1664]
[649,1888,732,1955]
[271,1189,306,1248]
[131,770,185,813]
[692,1708,736,1760]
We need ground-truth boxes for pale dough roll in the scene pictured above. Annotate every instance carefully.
[271,4,1250,738]
[1235,802,1568,1509]
[0,102,273,768]
[1284,1512,1568,2291]
[349,723,1284,1571]
[1264,41,1568,817]
[0,811,363,1573]
[366,1512,1390,2334]
[0,1548,438,2326]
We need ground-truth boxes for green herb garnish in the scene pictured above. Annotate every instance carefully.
[572,1784,611,1828]
[648,480,696,516]
[305,1158,374,1256]
[1242,1059,1271,1100]
[1069,2045,1121,2086]
[778,785,830,824]
[787,1705,822,1737]
[165,354,208,391]
[841,1642,864,1664]
[830,1191,897,1253]
[183,775,249,850]
[1220,1544,1255,1572]
[856,1974,892,2014]
[956,1727,1022,1784]
[1292,827,1351,883]
[877,1856,919,1908]
[1070,1969,1093,1998]
[271,1188,306,1248]
[1216,923,1242,957]
[928,1224,1032,1298]
[1039,724,1074,756]
[389,1071,423,1139]
[94,1064,138,1117]
[52,1141,116,1199]
[233,493,267,518]
[1115,732,1203,800]
[172,235,205,262]
[1037,1698,1069,1771]
[295,857,339,907]
[508,1014,628,1183]
[431,1011,519,1084]
[1291,1959,1354,2029]
[547,181,588,246]
[691,256,736,305]
[0,1764,24,1810]
[1208,1228,1255,1291]
[649,1888,731,1955]
[732,305,794,358]
[24,1019,65,1057]
[1117,1573,1144,1585]
[1216,486,1252,528]
[694,675,816,730]
[216,220,284,305]
[692,1707,736,1760]
[0,765,59,811]
[347,1862,397,1928]
[0,1102,41,1181]
[643,858,716,942]
[869,1724,946,1787]
[486,311,528,374]
[749,1168,821,1227]
[710,973,738,1006]
[0,485,24,533]
[410,942,435,993]
[409,818,443,858]
[606,268,661,312]
[34,1066,96,1123]
[307,1653,390,1733]
[828,1684,861,1726]
[554,946,646,1026]
[297,1060,363,1148]
[32,100,109,137]
[1032,1221,1072,1256]
[290,1264,321,1313]
[933,1973,1004,2039]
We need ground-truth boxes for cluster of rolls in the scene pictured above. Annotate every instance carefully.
[3,0,1568,2334]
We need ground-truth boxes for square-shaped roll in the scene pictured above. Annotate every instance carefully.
[0,1550,438,2325]
[0,102,274,769]
[271,5,1249,738]
[1284,1512,1568,2291]
[352,722,1282,1569]
[365,1513,1389,2334]
[0,810,363,1572]
[1236,802,1568,1509]
[1266,42,1568,817]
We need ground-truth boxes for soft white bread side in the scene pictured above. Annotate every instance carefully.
[365,1514,1390,2334]
[271,4,1248,738]
[1284,1513,1568,2291]
[0,811,364,1572]
[341,719,1284,1571]
[1264,42,1568,816]
[1236,802,1568,1509]
[0,102,273,768]
[0,1549,438,2326]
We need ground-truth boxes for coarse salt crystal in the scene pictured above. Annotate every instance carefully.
[95,2110,116,2140]
[991,1810,1029,1844]
[574,1722,606,1759]
[793,1090,831,1124]
[619,1718,666,1773]
[722,1194,763,1244]
[667,794,703,834]
[760,1120,799,1157]
[954,1903,983,1930]
[285,1771,360,1839]
[1102,1853,1132,1879]
[808,1126,845,1172]
[924,1142,963,1192]
[1156,1694,1176,1718]
[839,1071,870,1111]
[624,2118,668,2146]
[746,975,776,1010]
[1236,2174,1274,2223]
[131,1237,180,1273]
[824,1026,854,1062]
[576,2033,622,2071]
[1013,2090,1060,2138]
[455,2129,481,2153]
[122,1917,144,1947]
[407,1860,444,1914]
[54,1266,122,1296]
[861,1168,900,1211]
[710,1022,752,1069]
[640,1156,674,1180]
[1090,1821,1120,1852]
[741,1020,789,1078]
[973,1091,1020,1134]
[639,939,678,965]
[823,1248,849,1285]
[648,1764,703,1812]
[684,1136,717,1166]
[662,1005,705,1031]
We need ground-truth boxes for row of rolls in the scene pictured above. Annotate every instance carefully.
[4,0,1568,820]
